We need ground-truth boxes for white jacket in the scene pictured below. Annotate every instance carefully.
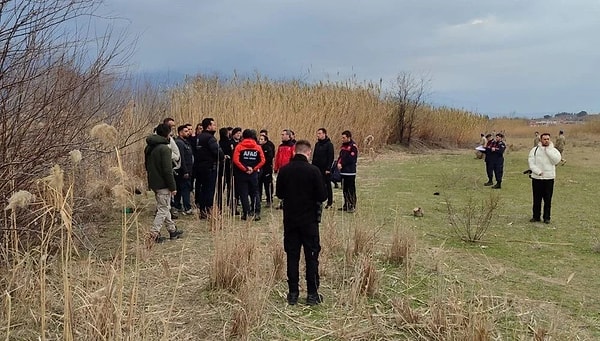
[528,142,561,180]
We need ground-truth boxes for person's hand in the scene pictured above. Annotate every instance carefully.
[325,170,330,175]
[337,163,342,170]
[246,166,253,174]
[183,173,190,179]
[171,190,177,196]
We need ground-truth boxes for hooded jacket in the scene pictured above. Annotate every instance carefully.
[145,134,176,191]
[337,139,358,175]
[233,138,266,175]
[528,142,562,180]
[312,137,334,173]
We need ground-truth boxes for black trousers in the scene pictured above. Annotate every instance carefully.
[341,175,356,209]
[322,172,333,206]
[258,171,273,204]
[485,161,493,182]
[235,173,260,215]
[532,178,554,221]
[284,227,320,294]
[195,167,217,215]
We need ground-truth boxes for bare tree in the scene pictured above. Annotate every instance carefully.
[0,0,132,207]
[387,72,428,147]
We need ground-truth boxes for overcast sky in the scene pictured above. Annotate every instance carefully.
[101,0,600,116]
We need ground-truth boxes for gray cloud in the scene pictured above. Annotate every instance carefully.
[102,0,600,115]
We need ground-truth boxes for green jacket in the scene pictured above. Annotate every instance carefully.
[145,134,176,191]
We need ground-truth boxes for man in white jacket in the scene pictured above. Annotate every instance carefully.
[528,133,562,224]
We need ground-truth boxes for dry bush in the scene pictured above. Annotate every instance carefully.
[352,225,376,256]
[391,297,420,326]
[446,193,501,242]
[209,228,258,292]
[349,254,380,303]
[387,227,416,267]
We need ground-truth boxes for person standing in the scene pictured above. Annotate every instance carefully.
[337,130,358,212]
[533,131,540,147]
[312,128,335,209]
[484,133,506,189]
[555,130,566,164]
[528,133,562,224]
[194,118,223,219]
[276,140,327,305]
[173,125,194,215]
[274,129,295,209]
[145,123,184,243]
[232,129,265,221]
[258,133,275,207]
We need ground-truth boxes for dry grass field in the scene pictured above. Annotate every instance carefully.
[3,118,599,339]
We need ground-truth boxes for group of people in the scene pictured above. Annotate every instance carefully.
[476,130,565,224]
[145,118,360,305]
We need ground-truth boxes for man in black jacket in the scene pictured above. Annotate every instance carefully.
[193,118,224,219]
[276,140,327,306]
[173,125,194,215]
[312,128,335,209]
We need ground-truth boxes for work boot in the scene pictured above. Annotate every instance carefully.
[168,229,184,240]
[287,292,299,305]
[149,232,167,244]
[483,181,493,186]
[492,183,501,189]
[306,293,323,306]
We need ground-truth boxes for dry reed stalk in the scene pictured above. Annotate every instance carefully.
[352,226,375,257]
[349,254,380,304]
[209,228,257,292]
[388,227,416,267]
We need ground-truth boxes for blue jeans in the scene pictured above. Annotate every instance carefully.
[173,177,192,211]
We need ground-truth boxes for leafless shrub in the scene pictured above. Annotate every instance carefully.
[446,193,501,242]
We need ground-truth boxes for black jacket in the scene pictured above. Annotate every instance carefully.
[261,141,275,174]
[193,130,223,173]
[312,137,334,173]
[276,154,327,234]
[175,136,194,176]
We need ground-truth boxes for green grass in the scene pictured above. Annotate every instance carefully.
[358,145,600,337]
[10,144,598,340]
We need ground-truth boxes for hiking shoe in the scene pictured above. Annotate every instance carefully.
[168,229,184,240]
[483,181,493,186]
[287,292,299,305]
[529,218,541,223]
[346,208,356,213]
[306,293,323,306]
[241,215,247,221]
[149,232,167,244]
[491,184,501,189]
[253,215,261,221]
[182,209,193,215]
[543,219,551,224]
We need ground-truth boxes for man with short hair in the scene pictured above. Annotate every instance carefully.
[312,128,335,208]
[173,125,194,215]
[337,130,358,212]
[194,118,224,219]
[232,129,265,221]
[528,133,562,224]
[145,123,184,243]
[276,140,327,305]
